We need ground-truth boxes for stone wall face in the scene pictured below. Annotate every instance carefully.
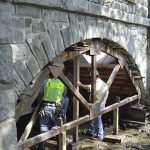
[0,0,149,149]
[11,1,149,97]
[0,1,17,150]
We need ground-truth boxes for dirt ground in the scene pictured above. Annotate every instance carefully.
[28,119,150,150]
[74,120,150,150]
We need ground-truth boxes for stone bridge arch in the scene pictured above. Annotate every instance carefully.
[0,1,149,150]
[14,29,145,149]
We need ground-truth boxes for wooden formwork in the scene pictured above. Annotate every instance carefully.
[16,40,143,150]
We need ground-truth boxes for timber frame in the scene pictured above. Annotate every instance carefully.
[16,39,143,150]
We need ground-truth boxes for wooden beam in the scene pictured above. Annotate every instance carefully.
[102,46,142,97]
[58,72,90,110]
[49,64,64,78]
[80,63,116,69]
[19,100,42,142]
[15,67,50,121]
[106,64,121,89]
[18,115,90,149]
[52,47,89,64]
[113,96,120,135]
[91,55,96,103]
[90,95,139,120]
[18,95,140,149]
[73,56,80,142]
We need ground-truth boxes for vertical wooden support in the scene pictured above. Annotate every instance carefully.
[58,118,66,150]
[113,96,120,135]
[91,55,96,103]
[73,56,80,142]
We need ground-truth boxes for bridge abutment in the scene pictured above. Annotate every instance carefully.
[0,1,17,150]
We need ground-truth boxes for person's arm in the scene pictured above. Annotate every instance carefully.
[77,81,91,91]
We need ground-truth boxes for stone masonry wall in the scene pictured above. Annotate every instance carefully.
[0,1,17,150]
[0,0,149,149]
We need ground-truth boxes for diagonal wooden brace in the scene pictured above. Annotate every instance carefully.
[59,72,90,110]
[49,63,64,78]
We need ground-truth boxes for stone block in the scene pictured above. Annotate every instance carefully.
[25,46,40,78]
[136,4,148,17]
[100,5,110,17]
[42,36,56,62]
[47,21,65,55]
[32,19,46,33]
[86,17,99,39]
[11,17,25,28]
[14,60,33,86]
[0,118,17,150]
[97,19,104,39]
[27,34,49,69]
[88,1,102,15]
[0,85,15,121]
[78,17,87,41]
[0,45,13,83]
[49,10,69,22]
[13,69,25,96]
[25,18,32,28]
[13,0,61,7]
[74,0,89,12]
[69,14,81,43]
[0,2,12,43]
[15,5,41,18]
[12,28,25,44]
[61,26,74,48]
[12,44,33,85]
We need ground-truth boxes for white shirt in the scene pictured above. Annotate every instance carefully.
[89,78,108,102]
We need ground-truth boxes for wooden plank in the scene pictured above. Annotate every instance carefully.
[19,100,42,142]
[106,64,121,89]
[103,135,125,143]
[73,56,80,142]
[52,48,89,64]
[91,55,96,103]
[15,67,50,121]
[59,132,66,150]
[18,95,140,149]
[113,96,120,135]
[58,72,90,110]
[18,115,90,149]
[113,108,119,135]
[90,95,139,120]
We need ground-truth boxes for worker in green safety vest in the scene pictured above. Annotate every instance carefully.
[38,73,65,150]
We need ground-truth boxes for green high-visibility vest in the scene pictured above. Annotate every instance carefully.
[42,78,64,103]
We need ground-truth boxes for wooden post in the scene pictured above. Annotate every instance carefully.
[91,55,96,103]
[73,56,80,142]
[58,118,66,150]
[113,96,120,135]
